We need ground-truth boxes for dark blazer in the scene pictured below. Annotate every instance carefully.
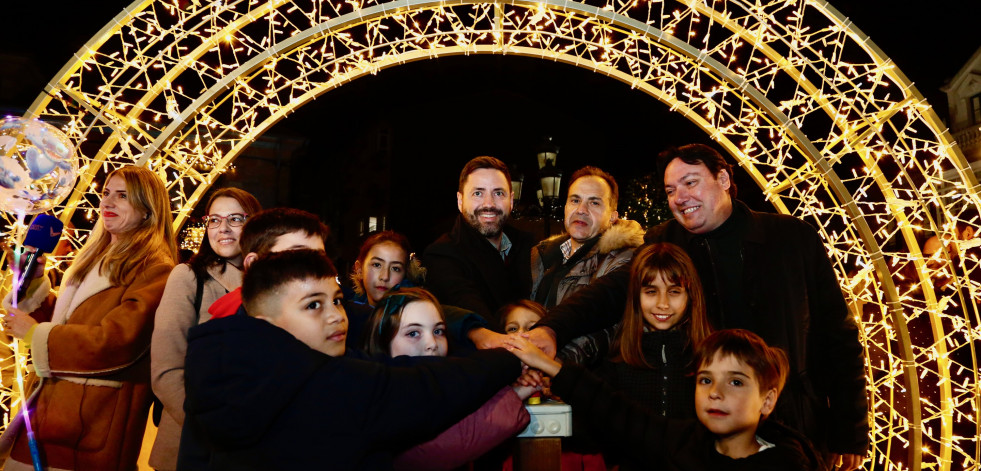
[423,214,535,325]
[537,201,869,456]
[178,312,520,470]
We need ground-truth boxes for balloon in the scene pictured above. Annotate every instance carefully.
[0,117,79,215]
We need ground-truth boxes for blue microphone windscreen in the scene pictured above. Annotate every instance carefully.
[23,214,64,253]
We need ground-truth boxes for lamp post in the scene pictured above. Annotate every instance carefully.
[510,166,524,217]
[537,137,562,236]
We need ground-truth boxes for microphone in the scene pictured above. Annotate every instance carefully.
[14,214,64,301]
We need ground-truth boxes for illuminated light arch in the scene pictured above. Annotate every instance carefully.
[0,0,978,469]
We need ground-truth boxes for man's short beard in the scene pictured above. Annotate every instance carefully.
[466,208,507,238]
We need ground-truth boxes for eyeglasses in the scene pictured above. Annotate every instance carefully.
[202,213,248,228]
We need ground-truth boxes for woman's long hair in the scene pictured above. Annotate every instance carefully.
[363,287,444,357]
[68,166,178,286]
[615,242,710,368]
[188,187,262,281]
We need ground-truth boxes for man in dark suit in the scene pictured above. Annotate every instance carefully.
[424,156,535,333]
[527,144,869,471]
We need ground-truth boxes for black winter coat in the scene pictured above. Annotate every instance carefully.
[423,215,535,325]
[552,363,821,471]
[177,313,521,470]
[538,201,869,455]
[597,328,695,419]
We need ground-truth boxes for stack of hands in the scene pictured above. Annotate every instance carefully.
[468,327,562,399]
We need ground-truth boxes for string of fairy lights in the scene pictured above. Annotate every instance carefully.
[0,0,978,469]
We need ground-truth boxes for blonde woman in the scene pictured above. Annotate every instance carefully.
[2,166,177,470]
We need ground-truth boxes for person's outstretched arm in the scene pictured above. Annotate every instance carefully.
[393,386,530,471]
[528,264,630,356]
[358,349,523,446]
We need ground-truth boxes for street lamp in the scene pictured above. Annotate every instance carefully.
[537,140,558,170]
[510,166,524,216]
[537,137,562,236]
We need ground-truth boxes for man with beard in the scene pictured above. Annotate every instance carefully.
[526,144,868,471]
[424,156,535,327]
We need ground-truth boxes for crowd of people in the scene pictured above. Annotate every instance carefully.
[0,143,874,471]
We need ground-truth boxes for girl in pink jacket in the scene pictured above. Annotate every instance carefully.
[364,287,533,471]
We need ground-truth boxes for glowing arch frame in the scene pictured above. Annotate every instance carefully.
[1,0,978,469]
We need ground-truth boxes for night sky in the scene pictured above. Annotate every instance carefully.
[5,1,977,111]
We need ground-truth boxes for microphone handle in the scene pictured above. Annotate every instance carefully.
[15,250,41,301]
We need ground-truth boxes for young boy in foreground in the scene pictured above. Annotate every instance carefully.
[506,329,820,470]
[178,250,521,470]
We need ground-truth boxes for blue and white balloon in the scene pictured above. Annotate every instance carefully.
[0,117,78,215]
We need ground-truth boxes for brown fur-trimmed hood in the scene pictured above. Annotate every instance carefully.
[540,218,646,256]
[595,219,645,254]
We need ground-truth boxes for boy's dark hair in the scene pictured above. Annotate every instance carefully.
[693,329,789,396]
[567,166,619,210]
[364,287,444,357]
[242,249,338,317]
[189,187,262,281]
[458,156,511,193]
[657,143,738,198]
[239,208,330,257]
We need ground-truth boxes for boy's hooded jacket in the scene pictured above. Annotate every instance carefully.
[178,312,521,470]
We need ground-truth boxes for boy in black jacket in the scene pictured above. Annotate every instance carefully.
[506,329,822,470]
[178,250,521,470]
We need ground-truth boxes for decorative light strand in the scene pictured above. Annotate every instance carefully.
[1,1,978,469]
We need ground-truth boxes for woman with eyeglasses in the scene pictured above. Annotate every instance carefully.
[149,187,261,471]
